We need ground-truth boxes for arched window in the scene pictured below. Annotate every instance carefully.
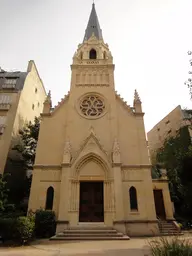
[80,51,83,60]
[45,186,54,210]
[129,186,138,211]
[89,49,97,59]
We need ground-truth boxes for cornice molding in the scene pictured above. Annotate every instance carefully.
[34,164,61,170]
[122,164,152,169]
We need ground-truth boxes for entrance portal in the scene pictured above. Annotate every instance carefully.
[79,181,104,222]
[153,189,166,219]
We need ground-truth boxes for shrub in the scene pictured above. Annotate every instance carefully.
[15,216,35,244]
[149,236,192,256]
[0,216,34,245]
[0,218,17,241]
[35,209,56,238]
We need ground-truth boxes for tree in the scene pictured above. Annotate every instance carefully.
[0,174,14,214]
[5,117,40,209]
[13,117,40,172]
[156,126,192,218]
[0,174,8,211]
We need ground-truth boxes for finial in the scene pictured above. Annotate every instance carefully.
[45,90,52,105]
[134,89,141,103]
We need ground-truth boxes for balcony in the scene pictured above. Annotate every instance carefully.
[0,103,11,110]
[2,84,16,89]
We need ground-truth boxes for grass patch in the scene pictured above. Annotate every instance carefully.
[148,236,192,256]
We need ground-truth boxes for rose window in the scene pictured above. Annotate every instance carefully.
[80,95,105,117]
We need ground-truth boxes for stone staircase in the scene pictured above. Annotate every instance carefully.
[158,219,181,235]
[50,225,130,241]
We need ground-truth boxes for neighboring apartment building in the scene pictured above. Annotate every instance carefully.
[0,60,46,174]
[147,105,192,160]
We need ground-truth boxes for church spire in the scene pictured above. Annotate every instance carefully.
[83,3,103,42]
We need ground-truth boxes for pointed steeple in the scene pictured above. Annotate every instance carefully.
[83,3,103,42]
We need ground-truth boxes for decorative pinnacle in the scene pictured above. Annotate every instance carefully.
[134,89,141,103]
[45,90,52,105]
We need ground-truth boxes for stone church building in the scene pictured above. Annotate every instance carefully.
[28,4,177,237]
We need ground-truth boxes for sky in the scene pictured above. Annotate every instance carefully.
[0,0,192,132]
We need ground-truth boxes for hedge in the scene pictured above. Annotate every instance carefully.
[35,210,56,238]
[0,216,34,244]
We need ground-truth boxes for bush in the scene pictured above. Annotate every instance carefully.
[15,216,35,244]
[0,218,17,241]
[35,210,56,238]
[149,236,192,255]
[0,216,34,245]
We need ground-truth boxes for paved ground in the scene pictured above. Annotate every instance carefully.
[0,238,151,256]
[0,235,191,256]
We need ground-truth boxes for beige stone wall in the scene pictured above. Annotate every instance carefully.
[153,180,174,220]
[0,92,21,173]
[28,168,61,218]
[28,35,173,237]
[13,61,46,134]
[0,60,46,174]
[122,167,156,221]
[147,105,184,160]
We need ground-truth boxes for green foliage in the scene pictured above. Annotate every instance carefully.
[0,174,9,211]
[0,174,14,213]
[35,209,56,238]
[4,117,40,210]
[149,236,192,255]
[15,216,35,244]
[0,216,35,244]
[0,218,17,241]
[13,117,40,171]
[156,126,192,217]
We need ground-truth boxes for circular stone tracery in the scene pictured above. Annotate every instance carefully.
[79,95,105,118]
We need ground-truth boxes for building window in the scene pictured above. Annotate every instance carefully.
[0,116,6,134]
[0,94,11,104]
[89,49,97,59]
[38,102,40,107]
[157,128,160,131]
[3,78,17,89]
[0,116,6,125]
[103,51,107,59]
[129,186,138,211]
[79,94,105,118]
[32,104,35,110]
[168,129,172,134]
[35,88,37,93]
[165,120,170,125]
[45,186,54,210]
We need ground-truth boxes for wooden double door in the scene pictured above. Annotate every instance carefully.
[79,181,104,222]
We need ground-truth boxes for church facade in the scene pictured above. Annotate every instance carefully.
[28,4,175,237]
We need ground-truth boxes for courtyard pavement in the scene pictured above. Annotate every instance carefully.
[0,234,191,256]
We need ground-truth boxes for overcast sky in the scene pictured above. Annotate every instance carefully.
[0,0,192,132]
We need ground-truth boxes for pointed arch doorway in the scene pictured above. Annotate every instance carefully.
[70,153,115,226]
[79,181,104,222]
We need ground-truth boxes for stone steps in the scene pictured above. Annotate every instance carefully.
[158,220,181,235]
[51,226,130,241]
[50,236,130,240]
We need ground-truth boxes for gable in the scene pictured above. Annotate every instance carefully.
[71,128,111,166]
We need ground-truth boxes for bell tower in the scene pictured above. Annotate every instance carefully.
[70,3,114,91]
